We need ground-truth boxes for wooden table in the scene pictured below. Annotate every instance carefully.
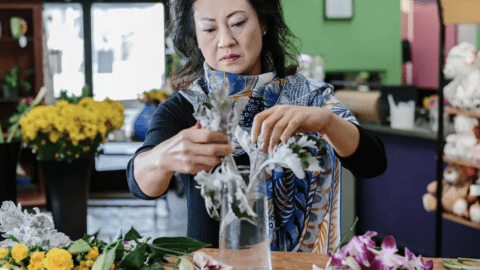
[193,248,469,270]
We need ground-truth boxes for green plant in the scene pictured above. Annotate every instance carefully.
[0,87,46,144]
[2,65,33,94]
[166,53,183,78]
[58,85,90,104]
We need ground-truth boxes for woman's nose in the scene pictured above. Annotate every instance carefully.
[217,29,236,48]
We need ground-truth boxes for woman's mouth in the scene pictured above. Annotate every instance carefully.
[221,54,240,63]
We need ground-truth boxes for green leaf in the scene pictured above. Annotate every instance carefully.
[68,239,91,254]
[119,242,147,270]
[92,244,117,270]
[124,227,142,242]
[114,242,125,261]
[220,101,228,109]
[82,234,95,243]
[8,235,20,243]
[178,258,195,270]
[151,237,211,254]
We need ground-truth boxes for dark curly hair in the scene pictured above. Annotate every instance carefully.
[168,0,299,91]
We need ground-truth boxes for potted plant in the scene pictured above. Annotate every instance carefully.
[2,65,33,99]
[18,89,124,239]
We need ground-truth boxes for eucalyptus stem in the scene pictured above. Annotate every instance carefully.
[147,244,193,257]
[459,258,480,264]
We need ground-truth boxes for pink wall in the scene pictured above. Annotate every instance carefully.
[409,4,457,89]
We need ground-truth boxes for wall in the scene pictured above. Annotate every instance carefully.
[412,4,456,89]
[282,0,402,85]
[478,26,480,50]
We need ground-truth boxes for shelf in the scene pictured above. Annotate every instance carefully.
[443,155,480,169]
[442,212,480,230]
[0,37,34,42]
[444,107,480,118]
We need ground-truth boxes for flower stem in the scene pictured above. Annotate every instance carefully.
[0,124,4,144]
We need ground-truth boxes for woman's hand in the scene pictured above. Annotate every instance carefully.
[251,105,332,152]
[158,124,235,175]
[250,105,360,157]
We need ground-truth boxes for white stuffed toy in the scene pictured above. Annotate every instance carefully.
[443,42,480,109]
[444,115,478,160]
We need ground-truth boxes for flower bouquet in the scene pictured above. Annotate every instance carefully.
[19,95,124,162]
[138,89,171,105]
[0,201,209,270]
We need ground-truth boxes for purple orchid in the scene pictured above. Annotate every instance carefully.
[320,231,434,270]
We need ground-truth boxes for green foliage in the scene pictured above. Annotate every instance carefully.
[68,239,91,255]
[165,53,183,78]
[83,227,210,270]
[2,65,33,93]
[443,258,480,269]
[58,85,90,104]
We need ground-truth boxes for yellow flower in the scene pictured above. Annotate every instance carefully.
[42,248,73,270]
[75,154,80,159]
[49,131,62,144]
[85,247,98,261]
[109,264,115,270]
[85,260,94,268]
[41,140,46,145]
[29,251,45,266]
[12,243,29,263]
[2,263,11,269]
[0,247,8,259]
[28,264,44,270]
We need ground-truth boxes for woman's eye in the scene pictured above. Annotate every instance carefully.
[203,28,215,33]
[232,21,245,27]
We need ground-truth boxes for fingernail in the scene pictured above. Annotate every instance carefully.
[195,123,202,129]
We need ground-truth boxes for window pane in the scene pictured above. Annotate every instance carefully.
[92,3,165,101]
[43,3,85,97]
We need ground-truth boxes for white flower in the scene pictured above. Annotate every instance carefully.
[0,201,71,248]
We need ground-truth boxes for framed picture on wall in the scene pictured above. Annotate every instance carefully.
[325,0,354,20]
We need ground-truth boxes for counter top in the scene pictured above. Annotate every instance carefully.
[360,122,439,141]
[187,248,470,270]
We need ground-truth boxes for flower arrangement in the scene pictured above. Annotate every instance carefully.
[192,78,323,221]
[19,95,124,162]
[423,94,449,110]
[139,89,171,104]
[0,201,208,270]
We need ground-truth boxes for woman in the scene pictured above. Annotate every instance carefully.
[127,0,387,253]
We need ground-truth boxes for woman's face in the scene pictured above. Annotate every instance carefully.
[193,0,265,75]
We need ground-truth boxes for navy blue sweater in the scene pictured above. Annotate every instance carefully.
[126,92,387,247]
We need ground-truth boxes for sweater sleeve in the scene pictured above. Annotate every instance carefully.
[335,124,387,179]
[126,92,196,200]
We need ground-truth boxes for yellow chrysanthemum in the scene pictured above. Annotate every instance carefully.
[29,251,45,266]
[42,248,73,270]
[109,264,115,270]
[12,243,29,263]
[49,131,62,144]
[0,247,8,259]
[2,263,12,269]
[27,264,44,270]
[85,247,98,261]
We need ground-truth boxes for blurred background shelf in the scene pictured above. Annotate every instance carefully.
[443,156,480,170]
[442,212,480,230]
[444,107,480,118]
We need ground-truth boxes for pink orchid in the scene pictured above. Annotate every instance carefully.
[402,248,434,270]
[368,236,405,269]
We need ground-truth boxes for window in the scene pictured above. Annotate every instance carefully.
[43,3,85,97]
[92,3,164,100]
[43,1,165,101]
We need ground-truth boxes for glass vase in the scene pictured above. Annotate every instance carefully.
[219,167,272,270]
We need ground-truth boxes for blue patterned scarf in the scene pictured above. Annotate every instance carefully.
[179,63,358,253]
